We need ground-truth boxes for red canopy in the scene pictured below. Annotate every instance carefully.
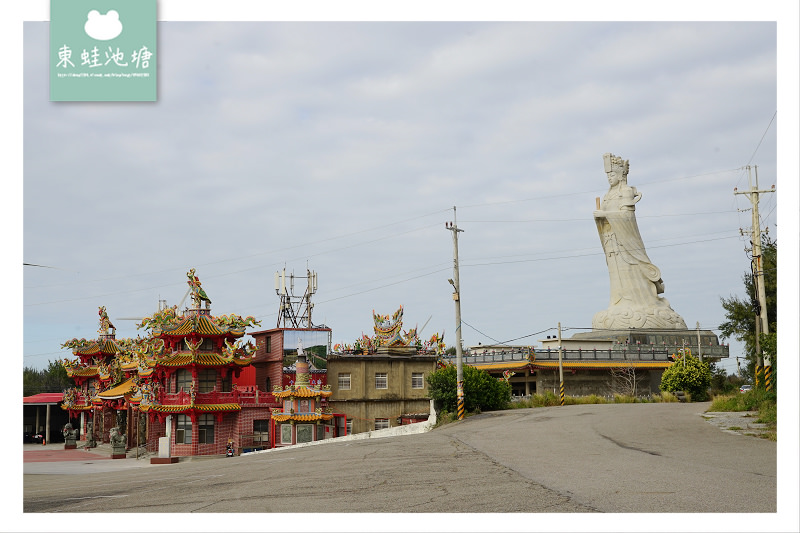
[23,393,64,405]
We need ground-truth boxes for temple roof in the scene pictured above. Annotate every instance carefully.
[159,314,235,337]
[66,338,122,357]
[98,378,135,400]
[155,352,253,367]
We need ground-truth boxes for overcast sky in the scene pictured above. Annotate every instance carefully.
[9,2,799,531]
[21,17,785,378]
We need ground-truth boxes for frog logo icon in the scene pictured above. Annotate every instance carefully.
[84,10,123,41]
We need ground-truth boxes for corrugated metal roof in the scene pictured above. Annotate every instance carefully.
[23,393,64,404]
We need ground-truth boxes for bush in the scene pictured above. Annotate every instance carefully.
[427,364,511,414]
[660,352,712,401]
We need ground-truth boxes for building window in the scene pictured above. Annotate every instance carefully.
[220,373,232,392]
[175,414,192,444]
[345,419,352,435]
[375,372,388,389]
[175,369,192,393]
[338,373,351,390]
[411,372,424,389]
[253,419,269,444]
[375,418,390,430]
[198,414,214,444]
[198,368,216,393]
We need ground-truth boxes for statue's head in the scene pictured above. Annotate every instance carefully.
[603,153,629,185]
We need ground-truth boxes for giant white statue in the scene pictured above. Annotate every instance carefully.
[592,153,686,330]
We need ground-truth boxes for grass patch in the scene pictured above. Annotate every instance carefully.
[708,389,777,440]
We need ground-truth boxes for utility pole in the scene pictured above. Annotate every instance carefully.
[557,323,564,406]
[734,166,775,390]
[446,207,465,420]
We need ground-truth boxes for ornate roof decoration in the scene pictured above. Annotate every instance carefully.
[187,268,211,307]
[333,306,444,355]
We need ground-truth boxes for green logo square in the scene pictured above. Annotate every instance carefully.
[50,0,157,101]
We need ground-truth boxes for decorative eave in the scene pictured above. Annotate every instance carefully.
[271,412,333,423]
[272,386,332,399]
[139,403,241,414]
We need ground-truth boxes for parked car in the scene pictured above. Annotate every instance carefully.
[739,384,753,393]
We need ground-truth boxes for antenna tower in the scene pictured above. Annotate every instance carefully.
[274,267,319,328]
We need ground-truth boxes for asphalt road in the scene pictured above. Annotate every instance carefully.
[23,402,777,517]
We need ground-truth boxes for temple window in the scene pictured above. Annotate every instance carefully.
[175,414,192,444]
[411,372,424,389]
[198,368,216,393]
[375,418,389,430]
[338,373,351,390]
[220,373,232,392]
[296,424,313,443]
[375,372,388,389]
[198,414,214,444]
[175,369,191,393]
[280,424,292,445]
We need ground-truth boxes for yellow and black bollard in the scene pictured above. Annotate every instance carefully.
[456,380,465,420]
[754,365,762,389]
[559,381,565,406]
[764,365,772,392]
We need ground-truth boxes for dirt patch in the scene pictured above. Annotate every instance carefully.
[702,411,773,439]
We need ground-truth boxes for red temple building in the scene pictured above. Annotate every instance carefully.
[61,269,280,457]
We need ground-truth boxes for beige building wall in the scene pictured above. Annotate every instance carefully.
[328,354,437,434]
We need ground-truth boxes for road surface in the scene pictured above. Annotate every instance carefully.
[23,402,778,521]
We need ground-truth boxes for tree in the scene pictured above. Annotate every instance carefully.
[660,350,712,401]
[427,364,511,414]
[719,236,776,383]
[23,360,72,397]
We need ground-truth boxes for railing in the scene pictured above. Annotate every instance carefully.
[158,388,278,406]
[442,347,684,364]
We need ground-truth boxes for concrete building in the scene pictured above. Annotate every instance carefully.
[327,346,438,434]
